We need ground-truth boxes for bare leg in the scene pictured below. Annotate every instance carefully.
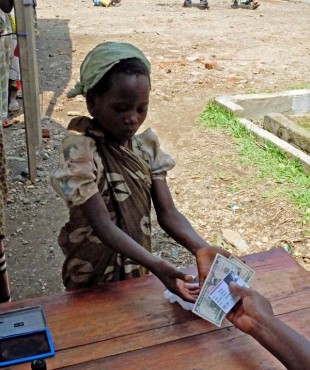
[8,81,20,112]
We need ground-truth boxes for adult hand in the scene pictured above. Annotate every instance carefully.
[195,246,231,288]
[153,259,200,302]
[226,283,275,334]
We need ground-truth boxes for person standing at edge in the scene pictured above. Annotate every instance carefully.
[0,0,13,303]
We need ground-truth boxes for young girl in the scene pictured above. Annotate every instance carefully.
[8,12,21,114]
[51,41,229,302]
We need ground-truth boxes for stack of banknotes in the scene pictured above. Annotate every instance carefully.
[192,254,254,327]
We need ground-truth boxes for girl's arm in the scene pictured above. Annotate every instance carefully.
[151,179,230,286]
[79,192,199,301]
[0,0,13,13]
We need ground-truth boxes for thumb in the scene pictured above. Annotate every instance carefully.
[176,271,194,282]
[184,274,195,283]
[229,282,251,297]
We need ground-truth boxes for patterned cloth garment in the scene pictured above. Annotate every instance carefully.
[0,10,12,124]
[8,13,20,83]
[51,116,175,290]
[0,10,10,237]
[0,9,11,302]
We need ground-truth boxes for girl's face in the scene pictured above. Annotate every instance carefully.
[89,73,150,145]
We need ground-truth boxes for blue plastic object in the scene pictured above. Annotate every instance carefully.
[0,328,55,368]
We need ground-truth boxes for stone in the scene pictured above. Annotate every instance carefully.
[216,90,310,120]
[263,113,310,154]
[42,152,50,160]
[204,62,217,70]
[222,229,250,252]
[42,128,51,138]
[67,111,81,116]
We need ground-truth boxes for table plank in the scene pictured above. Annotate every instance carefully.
[2,248,309,370]
[60,307,310,370]
[16,250,310,349]
[42,288,310,370]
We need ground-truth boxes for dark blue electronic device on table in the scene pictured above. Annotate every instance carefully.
[0,306,55,367]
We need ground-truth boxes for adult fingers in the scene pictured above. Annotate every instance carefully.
[229,282,252,297]
[181,290,197,303]
[185,284,200,294]
[226,311,234,322]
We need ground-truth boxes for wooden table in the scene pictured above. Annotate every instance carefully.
[1,248,309,370]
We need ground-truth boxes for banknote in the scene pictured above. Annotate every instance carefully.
[192,254,242,327]
[229,255,255,282]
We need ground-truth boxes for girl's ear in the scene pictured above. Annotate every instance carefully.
[86,92,95,117]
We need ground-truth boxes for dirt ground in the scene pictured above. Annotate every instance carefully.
[3,0,310,300]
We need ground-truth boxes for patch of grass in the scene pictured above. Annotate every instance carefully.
[198,101,310,221]
[287,83,310,90]
[227,176,256,193]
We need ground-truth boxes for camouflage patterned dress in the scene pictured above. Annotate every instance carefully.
[51,117,175,290]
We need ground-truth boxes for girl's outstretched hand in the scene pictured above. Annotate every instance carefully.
[195,246,231,288]
[153,260,200,302]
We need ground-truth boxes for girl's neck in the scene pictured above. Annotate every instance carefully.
[91,119,129,147]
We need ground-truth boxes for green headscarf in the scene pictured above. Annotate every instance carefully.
[67,41,151,98]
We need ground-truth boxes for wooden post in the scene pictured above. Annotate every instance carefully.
[14,0,41,180]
